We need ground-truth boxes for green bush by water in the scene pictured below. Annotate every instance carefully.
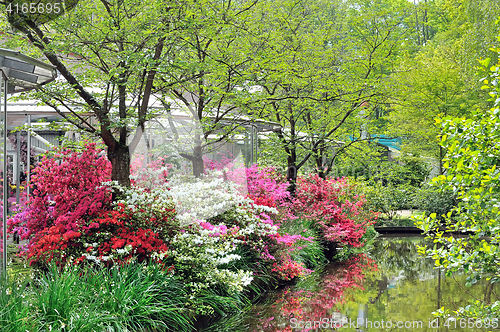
[413,185,458,220]
[353,179,458,224]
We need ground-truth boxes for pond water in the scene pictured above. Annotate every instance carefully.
[206,236,500,332]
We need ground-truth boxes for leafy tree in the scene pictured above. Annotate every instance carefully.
[154,0,258,177]
[383,0,500,174]
[426,0,500,78]
[416,50,500,319]
[1,0,258,185]
[246,0,412,194]
[3,0,180,186]
[386,44,474,174]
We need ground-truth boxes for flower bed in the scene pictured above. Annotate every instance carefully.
[4,144,377,330]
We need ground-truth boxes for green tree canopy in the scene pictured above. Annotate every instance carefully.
[386,43,475,174]
[245,0,413,193]
[1,0,260,184]
[416,46,500,319]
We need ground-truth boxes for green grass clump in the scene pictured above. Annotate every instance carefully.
[0,263,193,331]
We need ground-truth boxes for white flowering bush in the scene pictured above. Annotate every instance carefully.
[168,199,279,297]
[171,228,252,294]
[167,171,243,226]
[102,169,282,299]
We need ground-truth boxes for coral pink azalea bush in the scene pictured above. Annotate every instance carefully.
[293,175,376,248]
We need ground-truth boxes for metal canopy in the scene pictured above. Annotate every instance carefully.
[0,48,57,93]
[0,49,56,275]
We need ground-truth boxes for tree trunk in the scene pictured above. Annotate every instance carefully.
[108,143,131,187]
[192,144,204,178]
[439,145,444,175]
[316,157,326,179]
[287,155,298,197]
[314,139,326,179]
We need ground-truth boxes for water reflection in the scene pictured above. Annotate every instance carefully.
[208,236,500,331]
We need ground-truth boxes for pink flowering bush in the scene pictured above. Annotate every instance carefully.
[204,156,290,208]
[245,164,290,208]
[293,175,376,248]
[8,144,177,269]
[8,143,112,244]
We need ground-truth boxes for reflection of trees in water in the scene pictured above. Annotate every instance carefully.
[361,237,500,328]
[363,237,435,307]
[367,237,433,283]
[249,254,377,332]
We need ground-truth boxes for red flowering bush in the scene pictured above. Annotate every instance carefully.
[271,257,312,281]
[293,175,376,248]
[24,224,79,267]
[27,206,171,268]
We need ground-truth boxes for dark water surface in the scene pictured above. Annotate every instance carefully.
[208,236,500,332]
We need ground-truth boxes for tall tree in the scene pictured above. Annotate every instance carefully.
[384,0,500,174]
[2,0,259,184]
[386,44,475,174]
[156,0,258,177]
[3,0,185,186]
[246,0,412,193]
[426,0,500,76]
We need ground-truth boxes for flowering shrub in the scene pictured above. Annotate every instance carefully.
[241,164,288,204]
[203,153,236,171]
[170,223,255,295]
[205,157,290,206]
[8,143,112,244]
[293,175,376,247]
[8,145,177,268]
[168,179,280,292]
[167,172,243,226]
[77,206,170,266]
[26,207,170,268]
[271,257,312,281]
